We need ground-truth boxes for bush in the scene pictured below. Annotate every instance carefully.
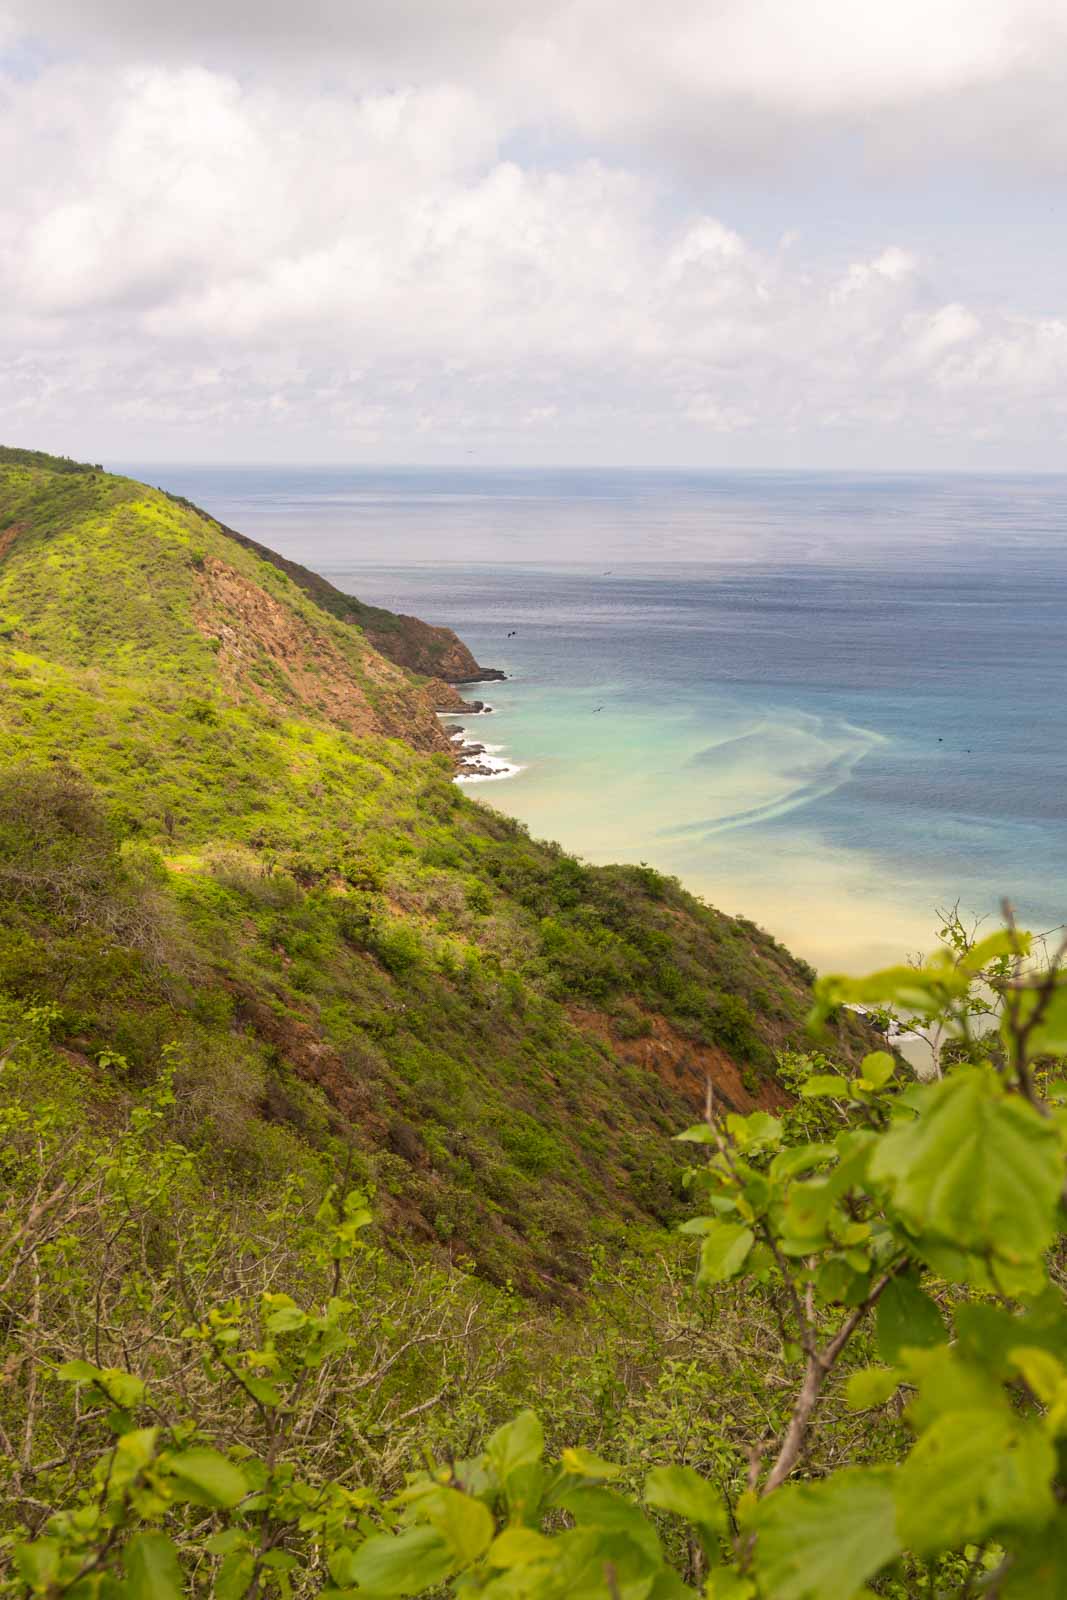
[204,845,302,909]
[369,919,423,976]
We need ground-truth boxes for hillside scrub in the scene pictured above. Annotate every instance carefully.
[8,453,1060,1595]
[3,919,1067,1597]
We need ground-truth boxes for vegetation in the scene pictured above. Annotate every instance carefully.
[0,457,835,1294]
[0,447,101,475]
[3,915,1066,1597]
[4,454,1064,1596]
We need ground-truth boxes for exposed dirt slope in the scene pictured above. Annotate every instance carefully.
[166,493,505,684]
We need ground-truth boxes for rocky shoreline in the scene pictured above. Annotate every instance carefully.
[437,696,523,782]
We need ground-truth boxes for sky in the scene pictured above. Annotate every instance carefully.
[3,1,1067,467]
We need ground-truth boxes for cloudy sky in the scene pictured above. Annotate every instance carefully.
[3,0,1067,466]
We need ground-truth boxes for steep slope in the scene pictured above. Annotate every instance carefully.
[0,455,460,754]
[169,497,504,684]
[0,451,872,1292]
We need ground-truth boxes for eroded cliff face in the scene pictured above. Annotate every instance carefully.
[193,557,457,753]
[567,1006,793,1117]
[177,501,505,684]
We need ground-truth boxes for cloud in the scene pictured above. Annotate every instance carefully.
[6,0,1067,174]
[2,32,1067,463]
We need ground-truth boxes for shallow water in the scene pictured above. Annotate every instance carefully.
[122,465,1067,973]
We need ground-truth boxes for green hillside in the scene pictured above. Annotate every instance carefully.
[4,450,1065,1599]
[0,451,866,1293]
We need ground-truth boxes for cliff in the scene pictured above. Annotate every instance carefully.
[162,490,505,685]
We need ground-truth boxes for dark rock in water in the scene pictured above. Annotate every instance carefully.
[459,699,493,714]
[460,761,498,777]
[462,743,486,756]
[455,669,507,684]
[442,722,464,736]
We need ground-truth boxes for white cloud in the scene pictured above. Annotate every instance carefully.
[1,42,1067,464]
[7,0,1067,173]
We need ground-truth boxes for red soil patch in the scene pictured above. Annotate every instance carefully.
[0,523,26,561]
[193,558,455,755]
[568,1005,792,1117]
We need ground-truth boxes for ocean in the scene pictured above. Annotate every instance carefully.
[120,465,1067,974]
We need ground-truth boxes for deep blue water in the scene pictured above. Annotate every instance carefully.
[120,465,1067,972]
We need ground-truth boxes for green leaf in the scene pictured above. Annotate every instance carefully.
[781,1180,833,1243]
[725,1111,782,1149]
[61,1363,145,1409]
[419,1485,495,1565]
[486,1409,544,1483]
[815,1257,854,1303]
[1010,983,1067,1056]
[553,1483,662,1563]
[561,1446,622,1480]
[343,1525,455,1596]
[859,1051,896,1088]
[768,1144,836,1181]
[876,1274,946,1364]
[216,1551,256,1600]
[704,1571,755,1600]
[644,1465,725,1534]
[813,961,970,1019]
[204,1530,250,1557]
[675,1124,717,1144]
[486,1527,555,1568]
[846,1367,903,1410]
[166,1448,249,1509]
[754,1467,900,1600]
[697,1222,755,1285]
[125,1533,183,1600]
[1000,1510,1067,1596]
[56,1359,102,1384]
[265,1305,307,1334]
[901,1345,1006,1433]
[116,1428,159,1469]
[14,1539,61,1593]
[261,1551,298,1573]
[800,1075,848,1098]
[895,1410,1055,1553]
[678,1214,728,1234]
[241,1375,282,1407]
[961,929,1026,974]
[868,1068,1062,1266]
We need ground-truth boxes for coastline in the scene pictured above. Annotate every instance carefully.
[438,708,525,784]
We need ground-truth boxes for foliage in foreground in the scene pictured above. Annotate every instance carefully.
[4,917,1067,1597]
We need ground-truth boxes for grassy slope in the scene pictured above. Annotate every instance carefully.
[0,453,869,1292]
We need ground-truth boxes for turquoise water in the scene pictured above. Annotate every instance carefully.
[123,466,1067,973]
